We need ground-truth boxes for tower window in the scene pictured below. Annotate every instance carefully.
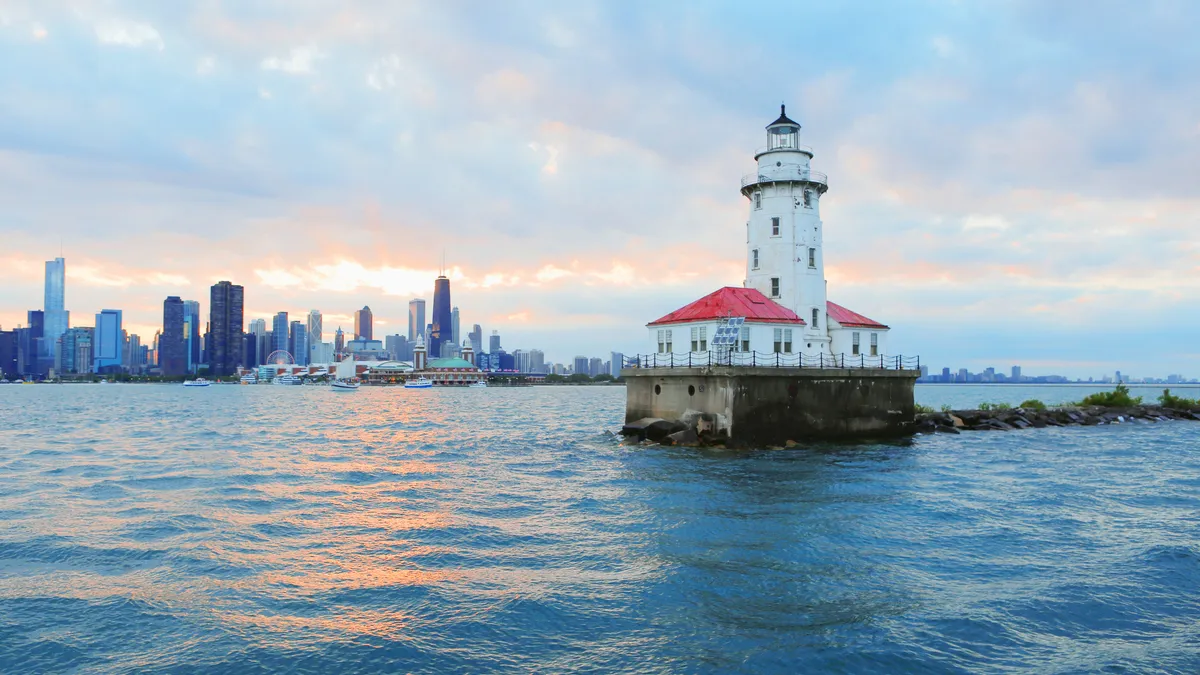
[870,332,878,356]
[700,326,707,351]
[666,330,673,353]
[852,332,860,355]
[803,189,812,208]
[691,326,699,352]
[812,308,819,328]
[808,248,816,268]
[770,278,780,297]
[751,249,759,269]
[773,328,783,353]
[753,192,762,209]
[740,326,750,352]
[784,329,793,353]
[771,217,780,236]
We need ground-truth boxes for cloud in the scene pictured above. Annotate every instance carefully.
[931,35,954,58]
[261,46,323,74]
[94,20,163,50]
[31,23,46,40]
[3,1,1200,374]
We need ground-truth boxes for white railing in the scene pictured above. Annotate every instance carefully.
[741,170,828,189]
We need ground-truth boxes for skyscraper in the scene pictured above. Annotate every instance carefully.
[183,300,200,373]
[451,306,460,347]
[272,312,289,356]
[589,357,604,377]
[43,257,68,355]
[334,327,345,355]
[290,320,309,366]
[307,310,323,344]
[430,276,451,359]
[160,296,187,376]
[408,299,426,341]
[469,324,483,355]
[208,281,244,376]
[610,352,625,377]
[489,330,501,354]
[573,356,589,375]
[60,327,93,374]
[355,306,373,341]
[93,309,123,373]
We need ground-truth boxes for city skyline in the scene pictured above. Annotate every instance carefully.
[1,3,1198,376]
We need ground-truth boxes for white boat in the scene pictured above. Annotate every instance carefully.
[274,375,302,385]
[183,378,211,387]
[239,374,258,385]
[404,376,433,389]
[331,380,360,391]
[469,380,488,388]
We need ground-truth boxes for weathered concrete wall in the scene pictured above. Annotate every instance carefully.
[622,366,918,444]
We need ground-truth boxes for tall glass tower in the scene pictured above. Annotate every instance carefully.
[408,299,425,341]
[430,276,451,358]
[43,257,68,353]
[208,281,244,376]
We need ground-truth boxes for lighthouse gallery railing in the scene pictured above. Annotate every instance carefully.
[623,352,919,371]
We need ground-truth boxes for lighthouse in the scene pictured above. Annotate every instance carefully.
[742,105,830,353]
[623,105,917,443]
[644,105,890,359]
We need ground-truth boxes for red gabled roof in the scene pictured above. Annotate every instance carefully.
[826,301,888,329]
[648,287,806,327]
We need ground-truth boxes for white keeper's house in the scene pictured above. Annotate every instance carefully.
[647,105,889,361]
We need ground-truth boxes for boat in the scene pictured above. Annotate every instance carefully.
[469,380,488,388]
[404,376,433,389]
[331,379,360,391]
[239,374,258,385]
[183,378,212,387]
[274,374,302,385]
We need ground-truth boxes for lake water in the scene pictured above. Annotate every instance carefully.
[915,383,1200,410]
[2,384,1199,673]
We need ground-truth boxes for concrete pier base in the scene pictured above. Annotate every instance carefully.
[621,366,919,445]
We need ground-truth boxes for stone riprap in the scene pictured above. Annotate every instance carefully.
[916,405,1200,434]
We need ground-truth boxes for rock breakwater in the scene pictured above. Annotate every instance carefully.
[916,405,1200,434]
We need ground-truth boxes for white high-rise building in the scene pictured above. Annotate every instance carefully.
[646,105,890,358]
[307,310,323,345]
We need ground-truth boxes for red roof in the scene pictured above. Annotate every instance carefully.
[826,301,888,329]
[648,287,806,326]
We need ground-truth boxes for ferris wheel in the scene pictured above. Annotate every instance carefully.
[265,350,295,365]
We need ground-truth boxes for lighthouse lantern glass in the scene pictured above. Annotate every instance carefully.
[769,125,797,150]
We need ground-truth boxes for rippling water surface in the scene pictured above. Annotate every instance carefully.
[2,384,1199,673]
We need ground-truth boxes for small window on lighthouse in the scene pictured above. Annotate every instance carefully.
[803,189,812,208]
[740,327,750,352]
[753,192,762,209]
[870,333,878,356]
[751,249,759,269]
[812,308,819,328]
[700,327,707,351]
[771,217,780,236]
[852,332,861,355]
[808,248,816,268]
[770,278,780,297]
[784,329,793,353]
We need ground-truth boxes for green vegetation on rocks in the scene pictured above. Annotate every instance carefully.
[1159,389,1199,409]
[1079,384,1142,407]
[1019,399,1047,411]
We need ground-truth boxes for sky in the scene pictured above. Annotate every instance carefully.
[1,0,1198,378]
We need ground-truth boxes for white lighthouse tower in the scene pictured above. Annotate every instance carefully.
[742,105,830,354]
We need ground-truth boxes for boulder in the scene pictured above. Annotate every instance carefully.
[663,428,699,447]
[621,417,664,437]
[949,414,966,429]
[644,419,687,442]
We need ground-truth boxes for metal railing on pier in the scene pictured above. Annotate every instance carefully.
[623,351,919,371]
